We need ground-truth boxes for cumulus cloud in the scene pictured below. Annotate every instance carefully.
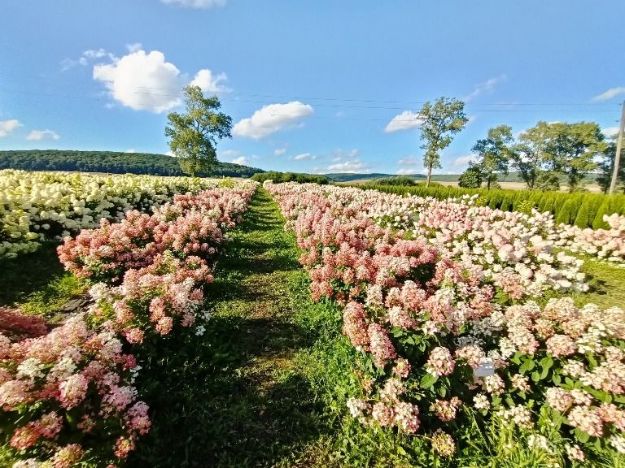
[384,110,424,133]
[274,147,287,156]
[592,87,625,102]
[233,101,313,139]
[93,49,184,113]
[464,74,507,102]
[61,48,118,70]
[91,47,228,113]
[292,152,316,161]
[398,156,420,166]
[190,69,229,94]
[161,0,226,8]
[219,149,251,166]
[453,154,478,167]
[26,129,60,141]
[395,156,421,175]
[603,127,621,139]
[0,119,22,138]
[232,156,248,165]
[331,148,360,161]
[327,159,369,173]
[396,168,419,175]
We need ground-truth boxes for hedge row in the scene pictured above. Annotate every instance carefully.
[360,183,625,229]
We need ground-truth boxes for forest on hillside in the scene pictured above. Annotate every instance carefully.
[0,150,264,178]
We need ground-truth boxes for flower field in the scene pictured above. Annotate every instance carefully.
[2,174,625,466]
[0,170,221,259]
[267,181,625,465]
[0,174,257,466]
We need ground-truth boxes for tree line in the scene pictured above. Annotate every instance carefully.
[412,97,623,193]
[0,150,263,178]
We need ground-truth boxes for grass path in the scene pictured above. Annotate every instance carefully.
[130,187,333,467]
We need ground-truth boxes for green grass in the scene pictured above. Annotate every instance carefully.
[3,189,625,467]
[0,243,87,321]
[574,256,625,309]
[129,188,333,467]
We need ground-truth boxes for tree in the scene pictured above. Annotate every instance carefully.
[513,122,554,190]
[545,122,605,191]
[165,85,232,177]
[418,97,468,187]
[472,125,514,189]
[458,164,483,188]
[512,121,605,192]
[597,141,625,193]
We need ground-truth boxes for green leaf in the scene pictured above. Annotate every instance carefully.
[574,428,590,444]
[420,373,437,389]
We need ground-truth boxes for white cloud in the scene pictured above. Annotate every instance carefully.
[396,156,421,174]
[62,48,117,70]
[592,87,625,102]
[161,0,226,8]
[331,148,360,161]
[398,156,420,166]
[93,49,184,113]
[453,154,478,167]
[274,147,287,156]
[26,129,60,141]
[233,101,313,139]
[603,127,620,139]
[190,69,229,94]
[396,168,419,175]
[292,152,316,161]
[126,43,143,53]
[327,159,369,173]
[219,149,252,166]
[126,148,137,153]
[232,156,248,165]
[464,74,507,102]
[90,46,228,113]
[0,119,22,138]
[384,110,424,133]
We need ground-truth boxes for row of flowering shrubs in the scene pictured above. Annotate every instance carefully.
[0,180,257,466]
[267,181,625,464]
[366,190,625,266]
[0,170,221,259]
[366,182,625,229]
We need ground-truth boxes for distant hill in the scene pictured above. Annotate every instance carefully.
[0,150,264,178]
[324,172,599,184]
[325,173,427,183]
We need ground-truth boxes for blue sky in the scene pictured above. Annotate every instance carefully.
[1,0,624,174]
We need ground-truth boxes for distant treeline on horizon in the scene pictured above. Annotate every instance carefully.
[0,150,264,178]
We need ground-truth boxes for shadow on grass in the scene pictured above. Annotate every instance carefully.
[0,244,66,307]
[129,189,328,467]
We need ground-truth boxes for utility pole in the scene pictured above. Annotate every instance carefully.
[609,101,625,194]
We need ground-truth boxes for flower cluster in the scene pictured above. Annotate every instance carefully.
[2,178,257,465]
[57,187,252,284]
[267,181,625,462]
[557,213,625,262]
[0,170,222,259]
[0,315,147,465]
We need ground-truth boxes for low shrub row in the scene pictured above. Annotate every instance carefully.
[0,182,257,466]
[251,171,329,184]
[267,181,625,465]
[362,183,625,229]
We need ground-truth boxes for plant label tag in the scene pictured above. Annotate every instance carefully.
[473,359,495,378]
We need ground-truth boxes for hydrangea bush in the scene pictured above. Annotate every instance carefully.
[267,181,625,463]
[0,170,222,259]
[0,179,257,466]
